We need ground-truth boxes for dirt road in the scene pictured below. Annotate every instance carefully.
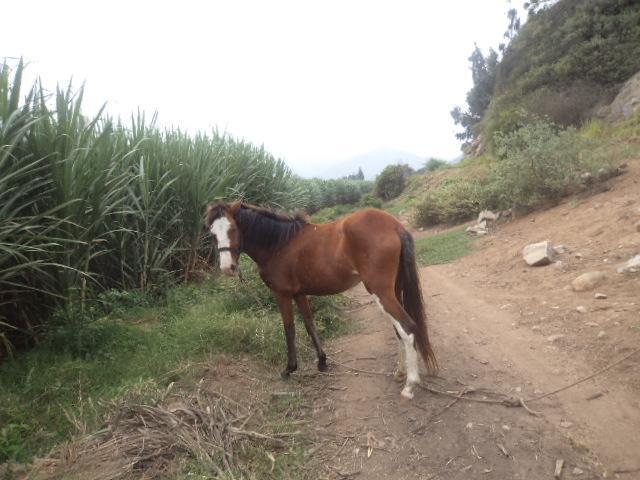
[297,261,640,479]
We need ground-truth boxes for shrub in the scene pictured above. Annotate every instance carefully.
[358,193,383,209]
[413,119,618,227]
[491,119,611,207]
[423,158,450,172]
[374,164,408,201]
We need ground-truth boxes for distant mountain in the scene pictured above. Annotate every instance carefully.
[296,148,428,180]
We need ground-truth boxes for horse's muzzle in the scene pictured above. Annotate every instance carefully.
[222,264,240,277]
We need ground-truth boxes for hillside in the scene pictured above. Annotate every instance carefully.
[454,0,640,151]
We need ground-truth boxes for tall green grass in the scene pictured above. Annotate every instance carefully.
[0,61,306,351]
[0,260,348,463]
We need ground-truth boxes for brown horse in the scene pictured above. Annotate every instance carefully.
[206,201,437,399]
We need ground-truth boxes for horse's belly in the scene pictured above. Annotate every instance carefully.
[299,270,361,295]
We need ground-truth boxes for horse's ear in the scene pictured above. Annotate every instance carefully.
[228,201,242,215]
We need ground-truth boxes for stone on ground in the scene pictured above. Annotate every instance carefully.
[617,254,640,274]
[571,271,606,291]
[523,241,554,266]
[478,210,498,223]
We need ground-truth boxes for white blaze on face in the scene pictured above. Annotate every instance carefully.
[372,294,420,399]
[210,217,233,271]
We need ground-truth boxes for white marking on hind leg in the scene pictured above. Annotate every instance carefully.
[394,336,406,382]
[373,295,420,399]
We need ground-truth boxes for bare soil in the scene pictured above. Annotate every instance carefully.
[292,159,640,479]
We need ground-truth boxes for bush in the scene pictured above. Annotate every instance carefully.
[423,158,450,172]
[413,119,617,227]
[374,164,409,201]
[491,119,611,207]
[358,193,383,209]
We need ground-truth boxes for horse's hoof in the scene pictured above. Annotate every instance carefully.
[400,386,415,400]
[318,361,328,372]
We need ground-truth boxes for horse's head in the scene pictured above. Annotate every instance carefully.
[205,202,242,277]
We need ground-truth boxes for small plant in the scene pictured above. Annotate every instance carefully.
[374,164,410,201]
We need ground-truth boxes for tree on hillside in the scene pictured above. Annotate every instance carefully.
[374,164,411,201]
[344,167,364,181]
[451,46,499,144]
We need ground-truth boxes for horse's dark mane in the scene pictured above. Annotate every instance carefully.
[235,203,308,251]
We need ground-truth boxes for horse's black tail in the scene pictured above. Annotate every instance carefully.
[396,230,438,374]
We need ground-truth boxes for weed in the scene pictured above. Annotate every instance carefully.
[414,229,474,267]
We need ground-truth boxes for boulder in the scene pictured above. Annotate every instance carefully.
[523,241,554,266]
[617,254,640,274]
[466,225,488,236]
[571,271,606,291]
[478,210,498,223]
[606,70,640,123]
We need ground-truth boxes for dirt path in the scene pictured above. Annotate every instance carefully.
[295,261,640,479]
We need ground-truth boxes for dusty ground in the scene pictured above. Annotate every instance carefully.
[291,159,640,479]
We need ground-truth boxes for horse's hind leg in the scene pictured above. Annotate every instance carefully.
[372,292,420,399]
[275,293,298,378]
[294,295,327,371]
[393,329,407,382]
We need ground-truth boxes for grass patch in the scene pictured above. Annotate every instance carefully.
[415,229,474,266]
[0,260,347,467]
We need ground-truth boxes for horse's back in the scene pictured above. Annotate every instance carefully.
[341,208,405,238]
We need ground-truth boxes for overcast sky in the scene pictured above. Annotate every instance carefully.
[3,1,519,171]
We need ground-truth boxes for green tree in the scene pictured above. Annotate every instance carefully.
[451,46,499,144]
[374,164,408,201]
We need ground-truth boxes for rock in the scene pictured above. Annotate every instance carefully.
[597,330,606,339]
[478,210,498,223]
[606,70,640,122]
[585,322,599,327]
[553,244,570,254]
[523,241,555,266]
[574,252,583,259]
[466,225,488,236]
[553,260,565,270]
[572,467,584,476]
[560,420,573,428]
[594,293,607,299]
[547,334,565,342]
[478,220,487,229]
[617,254,640,274]
[531,325,541,331]
[571,271,606,291]
[576,306,587,313]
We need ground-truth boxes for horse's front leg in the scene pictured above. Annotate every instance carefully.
[294,295,327,371]
[275,292,297,378]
